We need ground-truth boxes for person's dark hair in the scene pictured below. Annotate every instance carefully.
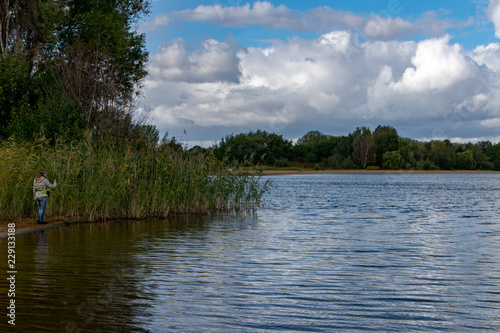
[35,170,47,181]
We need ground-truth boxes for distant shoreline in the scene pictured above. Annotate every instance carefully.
[261,169,500,175]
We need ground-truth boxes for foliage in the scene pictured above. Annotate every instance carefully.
[382,151,401,170]
[350,127,376,169]
[291,131,343,163]
[0,0,151,142]
[373,125,400,167]
[274,158,291,168]
[0,1,272,222]
[296,130,329,145]
[214,130,292,166]
[214,126,500,171]
[456,150,476,170]
[0,135,268,220]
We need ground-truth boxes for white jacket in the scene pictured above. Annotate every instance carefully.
[33,176,57,199]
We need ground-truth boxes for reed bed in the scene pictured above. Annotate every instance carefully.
[0,136,269,221]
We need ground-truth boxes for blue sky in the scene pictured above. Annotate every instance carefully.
[147,0,491,50]
[140,0,500,146]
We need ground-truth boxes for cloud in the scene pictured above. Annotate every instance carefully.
[301,6,364,31]
[470,42,500,71]
[143,31,500,143]
[363,16,417,40]
[480,117,500,127]
[144,2,471,41]
[489,0,500,38]
[141,13,169,31]
[148,38,241,83]
[173,2,301,29]
[391,35,474,92]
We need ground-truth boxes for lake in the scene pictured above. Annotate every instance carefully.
[1,173,500,332]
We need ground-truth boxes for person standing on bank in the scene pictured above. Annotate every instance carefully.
[33,170,57,224]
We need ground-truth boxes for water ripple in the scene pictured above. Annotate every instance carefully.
[1,174,500,332]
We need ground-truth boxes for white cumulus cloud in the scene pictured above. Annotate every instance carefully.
[143,31,500,143]
[148,38,241,83]
[489,0,500,38]
[392,35,474,92]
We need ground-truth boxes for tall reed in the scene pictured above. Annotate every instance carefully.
[0,135,268,221]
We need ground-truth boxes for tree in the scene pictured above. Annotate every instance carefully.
[214,130,292,166]
[53,0,150,142]
[350,127,375,169]
[373,125,399,167]
[0,0,151,142]
[292,130,338,164]
[399,138,418,169]
[483,142,500,170]
[471,143,493,170]
[429,140,456,170]
[456,150,476,170]
[382,151,401,170]
[297,130,328,144]
[0,51,30,137]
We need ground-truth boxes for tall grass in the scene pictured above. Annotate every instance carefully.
[0,135,269,221]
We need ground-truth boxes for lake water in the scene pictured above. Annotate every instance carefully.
[2,173,500,332]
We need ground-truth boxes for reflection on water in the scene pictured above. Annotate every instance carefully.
[1,174,500,332]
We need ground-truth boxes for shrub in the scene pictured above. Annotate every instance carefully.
[274,158,291,168]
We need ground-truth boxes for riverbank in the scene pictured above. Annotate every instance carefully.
[0,217,91,237]
[261,169,500,175]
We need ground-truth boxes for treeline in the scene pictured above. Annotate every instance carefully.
[213,126,500,171]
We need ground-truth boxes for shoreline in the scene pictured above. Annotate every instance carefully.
[2,169,498,237]
[0,220,87,238]
[261,169,500,175]
[0,217,91,238]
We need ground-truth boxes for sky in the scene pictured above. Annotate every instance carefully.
[139,0,500,147]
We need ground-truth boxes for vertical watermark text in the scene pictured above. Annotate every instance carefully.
[6,222,16,326]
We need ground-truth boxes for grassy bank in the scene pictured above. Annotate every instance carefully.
[0,136,268,221]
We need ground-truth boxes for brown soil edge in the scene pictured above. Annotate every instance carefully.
[0,217,91,239]
[0,221,88,239]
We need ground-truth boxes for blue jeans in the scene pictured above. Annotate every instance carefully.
[36,197,48,222]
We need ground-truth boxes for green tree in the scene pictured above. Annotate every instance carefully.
[470,143,493,170]
[382,151,401,170]
[0,0,68,139]
[479,141,497,168]
[0,0,151,142]
[373,125,399,167]
[0,51,31,138]
[292,131,338,164]
[336,136,352,160]
[297,130,328,144]
[429,140,456,170]
[399,138,418,169]
[214,130,292,166]
[350,127,375,169]
[485,143,500,170]
[456,150,476,170]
